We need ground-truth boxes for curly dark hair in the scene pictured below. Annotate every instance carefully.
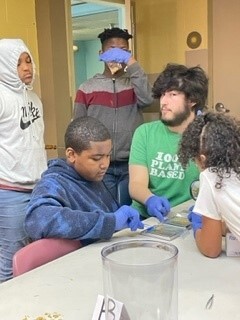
[152,63,208,114]
[65,116,111,153]
[178,112,240,188]
[98,27,132,45]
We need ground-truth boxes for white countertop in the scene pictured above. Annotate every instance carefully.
[0,201,240,320]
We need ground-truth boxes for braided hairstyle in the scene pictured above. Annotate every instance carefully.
[178,112,240,188]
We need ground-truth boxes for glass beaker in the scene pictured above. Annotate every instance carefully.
[101,239,178,320]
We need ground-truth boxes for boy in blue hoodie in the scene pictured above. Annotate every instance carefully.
[25,116,143,242]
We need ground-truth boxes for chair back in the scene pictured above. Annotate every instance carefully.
[117,179,132,206]
[13,238,82,277]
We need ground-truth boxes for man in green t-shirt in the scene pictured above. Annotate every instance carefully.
[129,63,208,219]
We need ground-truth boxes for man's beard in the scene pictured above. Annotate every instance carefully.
[161,104,191,127]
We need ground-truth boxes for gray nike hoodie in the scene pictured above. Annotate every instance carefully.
[0,39,47,189]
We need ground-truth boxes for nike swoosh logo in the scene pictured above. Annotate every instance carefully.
[20,117,31,130]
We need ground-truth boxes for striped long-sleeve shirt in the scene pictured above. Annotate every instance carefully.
[73,62,153,162]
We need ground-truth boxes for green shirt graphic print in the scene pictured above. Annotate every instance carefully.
[129,121,199,217]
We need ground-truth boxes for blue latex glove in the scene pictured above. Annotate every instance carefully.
[114,205,144,231]
[145,195,171,222]
[188,208,202,237]
[99,48,131,64]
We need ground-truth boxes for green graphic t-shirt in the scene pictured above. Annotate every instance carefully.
[129,121,199,217]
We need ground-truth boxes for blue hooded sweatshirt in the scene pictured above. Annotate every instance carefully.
[25,158,118,241]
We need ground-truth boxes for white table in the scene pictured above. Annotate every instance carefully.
[0,201,240,320]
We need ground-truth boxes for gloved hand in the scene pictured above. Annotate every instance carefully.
[114,205,144,231]
[145,195,171,222]
[188,207,202,237]
[99,47,131,64]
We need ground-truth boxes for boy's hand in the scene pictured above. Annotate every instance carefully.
[114,205,144,231]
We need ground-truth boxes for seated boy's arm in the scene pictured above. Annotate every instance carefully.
[25,180,115,241]
[129,164,153,204]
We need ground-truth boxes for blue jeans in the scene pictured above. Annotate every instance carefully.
[0,190,31,282]
[103,161,129,204]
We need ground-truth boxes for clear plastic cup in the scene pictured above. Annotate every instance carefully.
[101,239,178,320]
